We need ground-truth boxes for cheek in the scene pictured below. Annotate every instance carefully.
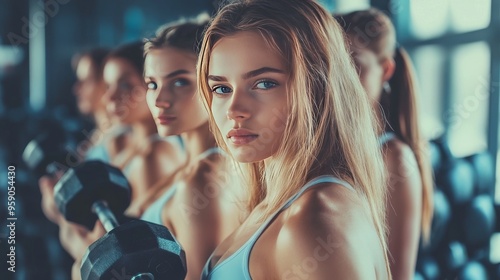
[146,93,156,112]
[132,86,147,104]
[188,99,209,124]
[359,66,381,94]
[79,83,94,96]
[211,100,227,130]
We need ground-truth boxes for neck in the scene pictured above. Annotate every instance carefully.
[93,109,112,132]
[130,120,158,143]
[181,122,217,164]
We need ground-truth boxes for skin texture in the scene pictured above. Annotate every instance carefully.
[208,32,289,163]
[206,31,389,280]
[103,58,153,126]
[145,48,208,137]
[350,39,422,280]
[383,139,422,279]
[351,48,385,107]
[144,47,242,280]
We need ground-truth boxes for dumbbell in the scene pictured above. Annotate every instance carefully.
[22,128,75,178]
[425,188,451,252]
[428,141,442,175]
[437,241,468,277]
[454,261,489,280]
[460,195,496,250]
[438,158,475,206]
[489,262,500,279]
[413,271,424,280]
[416,256,440,280]
[54,160,186,280]
[466,152,494,196]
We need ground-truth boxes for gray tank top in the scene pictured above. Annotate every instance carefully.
[201,175,354,280]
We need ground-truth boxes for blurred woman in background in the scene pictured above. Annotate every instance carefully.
[335,8,434,279]
[71,48,131,163]
[39,42,187,279]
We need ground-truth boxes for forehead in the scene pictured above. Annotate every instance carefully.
[103,58,140,82]
[351,47,379,64]
[209,31,285,75]
[144,47,197,76]
[76,56,95,79]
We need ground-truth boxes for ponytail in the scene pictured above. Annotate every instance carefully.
[385,47,434,242]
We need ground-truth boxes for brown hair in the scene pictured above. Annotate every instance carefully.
[335,8,434,241]
[106,41,145,76]
[72,48,110,81]
[144,13,210,56]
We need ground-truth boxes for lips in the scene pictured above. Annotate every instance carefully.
[106,103,118,115]
[227,129,259,145]
[157,115,177,125]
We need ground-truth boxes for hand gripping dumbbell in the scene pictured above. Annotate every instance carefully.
[54,160,186,280]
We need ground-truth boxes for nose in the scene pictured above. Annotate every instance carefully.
[154,86,173,109]
[226,89,251,120]
[104,86,119,103]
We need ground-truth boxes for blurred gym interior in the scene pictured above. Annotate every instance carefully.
[0,0,499,279]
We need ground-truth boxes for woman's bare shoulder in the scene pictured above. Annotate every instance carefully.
[273,182,387,279]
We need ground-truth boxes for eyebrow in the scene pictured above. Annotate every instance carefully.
[144,69,191,80]
[208,67,285,82]
[117,73,133,82]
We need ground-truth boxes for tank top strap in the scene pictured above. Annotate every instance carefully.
[248,175,354,243]
[195,147,225,161]
[378,131,396,146]
[202,175,354,279]
[140,183,179,224]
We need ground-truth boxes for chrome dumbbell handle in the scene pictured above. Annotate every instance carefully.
[91,200,120,232]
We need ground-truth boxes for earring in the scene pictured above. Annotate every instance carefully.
[383,81,391,95]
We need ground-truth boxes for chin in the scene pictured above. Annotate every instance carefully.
[157,128,175,137]
[78,105,91,115]
[230,147,269,163]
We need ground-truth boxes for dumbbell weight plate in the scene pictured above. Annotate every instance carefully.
[81,220,186,280]
[54,161,131,230]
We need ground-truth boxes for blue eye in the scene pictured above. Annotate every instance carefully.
[212,86,232,95]
[255,80,277,89]
[147,81,157,90]
[173,79,189,87]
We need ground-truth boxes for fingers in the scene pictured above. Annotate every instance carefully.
[39,175,63,224]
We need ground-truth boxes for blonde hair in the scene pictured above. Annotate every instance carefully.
[335,8,434,242]
[198,0,390,275]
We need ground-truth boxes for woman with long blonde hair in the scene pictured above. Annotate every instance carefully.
[198,0,391,278]
[335,9,434,279]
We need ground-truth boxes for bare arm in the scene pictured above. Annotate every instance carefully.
[126,141,184,199]
[384,140,422,280]
[163,170,221,280]
[273,183,388,280]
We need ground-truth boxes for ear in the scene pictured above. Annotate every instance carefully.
[381,58,395,82]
